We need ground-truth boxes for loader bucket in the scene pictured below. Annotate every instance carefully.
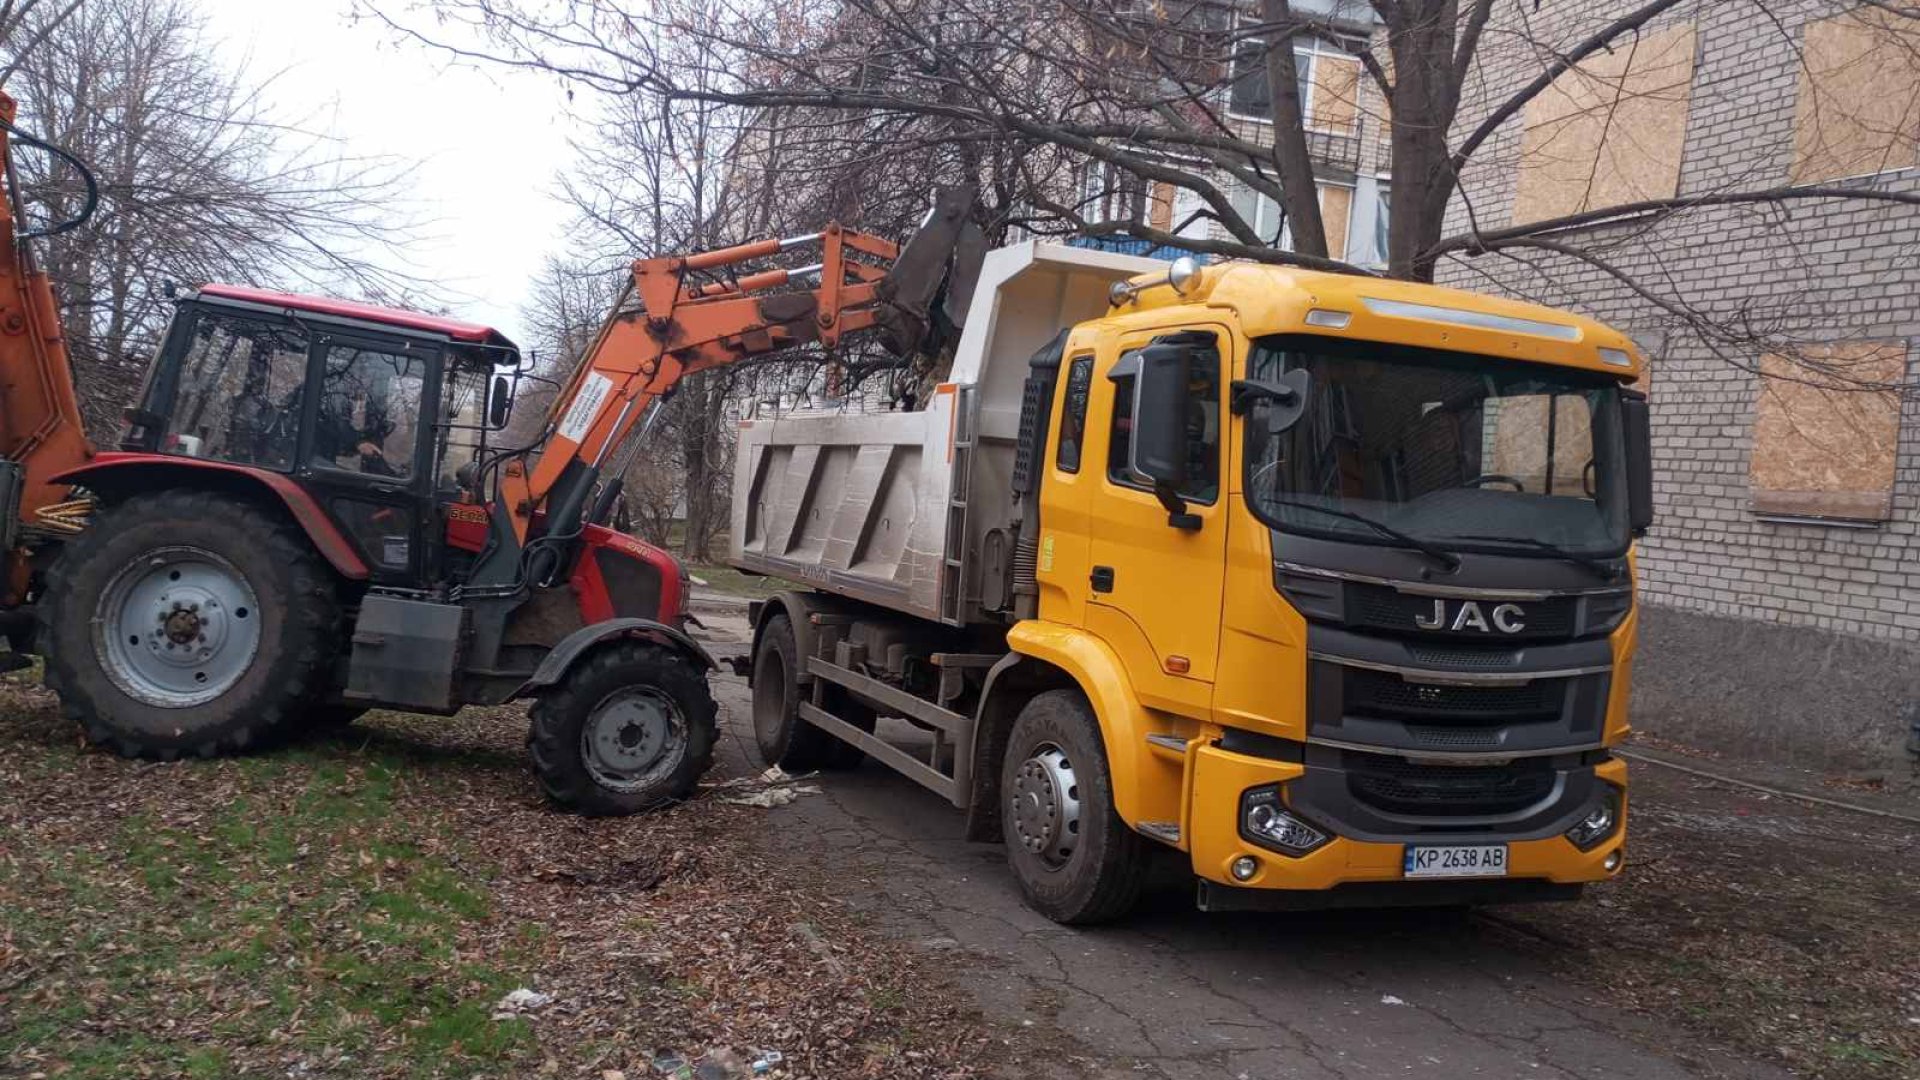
[879,185,987,356]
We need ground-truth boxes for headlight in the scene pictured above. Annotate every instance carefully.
[1565,788,1623,850]
[1240,785,1330,856]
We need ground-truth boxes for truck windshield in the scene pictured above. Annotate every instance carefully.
[1244,335,1630,559]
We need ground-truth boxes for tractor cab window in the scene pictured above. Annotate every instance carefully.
[162,311,309,470]
[437,359,490,493]
[313,343,427,480]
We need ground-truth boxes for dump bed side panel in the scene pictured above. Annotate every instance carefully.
[730,242,1160,626]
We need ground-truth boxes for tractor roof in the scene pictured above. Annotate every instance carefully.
[196,284,518,351]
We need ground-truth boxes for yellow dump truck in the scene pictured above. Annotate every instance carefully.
[733,242,1650,923]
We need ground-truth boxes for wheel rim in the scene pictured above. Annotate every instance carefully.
[580,685,687,794]
[1010,742,1081,869]
[94,545,263,708]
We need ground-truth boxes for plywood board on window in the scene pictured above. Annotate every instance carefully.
[1148,181,1174,231]
[1512,24,1697,225]
[1790,10,1920,184]
[1312,55,1361,135]
[1486,395,1598,497]
[1319,184,1352,261]
[1750,342,1909,521]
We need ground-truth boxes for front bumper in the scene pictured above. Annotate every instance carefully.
[1181,740,1627,894]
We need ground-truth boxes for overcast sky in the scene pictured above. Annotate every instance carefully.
[198,0,586,345]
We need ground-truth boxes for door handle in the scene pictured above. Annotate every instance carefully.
[1090,566,1115,593]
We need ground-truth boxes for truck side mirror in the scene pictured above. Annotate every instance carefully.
[487,374,514,430]
[1622,390,1653,535]
[1129,342,1201,529]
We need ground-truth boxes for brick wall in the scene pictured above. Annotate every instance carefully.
[1437,0,1920,644]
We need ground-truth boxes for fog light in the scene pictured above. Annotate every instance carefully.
[1565,790,1622,851]
[1239,786,1330,856]
[1231,855,1259,881]
[1604,850,1623,872]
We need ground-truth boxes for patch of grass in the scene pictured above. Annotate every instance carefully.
[689,562,786,599]
[0,739,538,1079]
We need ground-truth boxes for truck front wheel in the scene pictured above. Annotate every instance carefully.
[40,491,341,758]
[1000,690,1148,924]
[527,641,718,816]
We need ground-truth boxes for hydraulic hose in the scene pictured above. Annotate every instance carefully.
[0,118,98,240]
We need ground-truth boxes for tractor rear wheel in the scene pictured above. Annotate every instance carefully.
[527,641,718,816]
[40,491,342,759]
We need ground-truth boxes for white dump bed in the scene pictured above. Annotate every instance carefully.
[730,241,1160,625]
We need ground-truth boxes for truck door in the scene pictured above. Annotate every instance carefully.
[1084,325,1230,693]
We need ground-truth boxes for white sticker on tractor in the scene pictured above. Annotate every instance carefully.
[557,372,614,444]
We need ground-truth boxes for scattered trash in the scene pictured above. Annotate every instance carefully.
[603,1071,627,1080]
[918,936,960,951]
[712,765,823,807]
[491,987,554,1019]
[1380,994,1406,1006]
[651,1052,693,1079]
[749,1049,784,1075]
[719,784,818,808]
[695,1047,751,1078]
[690,574,710,587]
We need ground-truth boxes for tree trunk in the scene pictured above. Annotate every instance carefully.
[1260,0,1328,257]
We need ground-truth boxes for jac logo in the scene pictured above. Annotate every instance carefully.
[1415,599,1526,634]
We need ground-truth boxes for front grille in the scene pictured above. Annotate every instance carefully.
[1406,644,1522,669]
[1348,756,1556,816]
[1403,724,1505,750]
[1346,585,1576,641]
[1345,667,1563,722]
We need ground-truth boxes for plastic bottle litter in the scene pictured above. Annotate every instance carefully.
[750,1049,785,1074]
[651,1052,693,1079]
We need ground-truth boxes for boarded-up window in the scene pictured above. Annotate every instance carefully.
[1148,181,1174,231]
[1512,24,1697,225]
[1310,54,1360,135]
[1319,184,1352,260]
[1750,342,1910,521]
[1789,10,1920,184]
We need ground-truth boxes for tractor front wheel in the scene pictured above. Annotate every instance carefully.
[40,491,342,758]
[527,641,718,816]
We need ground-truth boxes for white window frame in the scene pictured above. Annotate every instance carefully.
[1226,33,1356,134]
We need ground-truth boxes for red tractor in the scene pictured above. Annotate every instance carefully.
[0,96,983,812]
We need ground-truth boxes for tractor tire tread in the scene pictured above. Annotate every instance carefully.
[527,640,718,816]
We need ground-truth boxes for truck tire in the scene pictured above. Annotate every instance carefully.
[1000,690,1148,924]
[40,490,341,759]
[527,640,717,816]
[751,612,871,771]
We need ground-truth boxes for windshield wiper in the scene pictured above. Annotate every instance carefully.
[1263,499,1461,574]
[1444,534,1620,579]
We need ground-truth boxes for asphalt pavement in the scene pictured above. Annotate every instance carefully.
[694,608,1784,1080]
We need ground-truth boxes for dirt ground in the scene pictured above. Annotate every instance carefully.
[2,616,1917,1078]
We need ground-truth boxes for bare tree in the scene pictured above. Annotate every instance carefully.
[1,0,425,438]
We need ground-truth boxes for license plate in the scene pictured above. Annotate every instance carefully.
[1403,844,1508,879]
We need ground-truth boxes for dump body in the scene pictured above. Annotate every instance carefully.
[730,242,1159,625]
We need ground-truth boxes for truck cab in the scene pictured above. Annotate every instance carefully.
[1034,260,1647,910]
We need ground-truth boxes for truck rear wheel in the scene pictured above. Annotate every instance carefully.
[1000,690,1148,925]
[40,491,341,759]
[751,612,871,771]
[527,641,718,816]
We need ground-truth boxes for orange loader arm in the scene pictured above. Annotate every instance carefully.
[498,186,982,550]
[0,91,94,604]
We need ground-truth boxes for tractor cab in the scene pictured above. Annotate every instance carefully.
[119,285,518,588]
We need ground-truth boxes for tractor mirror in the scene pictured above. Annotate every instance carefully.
[487,375,513,430]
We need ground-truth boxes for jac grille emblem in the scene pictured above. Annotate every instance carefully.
[1415,598,1526,634]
